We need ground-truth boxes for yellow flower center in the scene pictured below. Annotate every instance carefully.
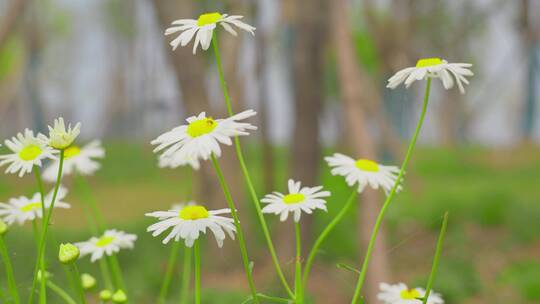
[355,159,379,172]
[19,145,42,161]
[179,205,209,220]
[96,236,115,247]
[20,202,42,212]
[400,288,421,300]
[283,193,305,204]
[187,118,217,138]
[64,145,81,159]
[416,57,443,68]
[197,12,222,26]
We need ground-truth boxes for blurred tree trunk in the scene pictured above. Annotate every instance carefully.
[289,0,328,251]
[332,0,390,302]
[518,0,539,141]
[0,0,27,50]
[254,3,274,195]
[152,0,217,204]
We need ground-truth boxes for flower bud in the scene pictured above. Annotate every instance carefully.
[37,270,51,282]
[58,243,80,264]
[81,273,96,290]
[112,289,127,303]
[0,219,7,236]
[99,289,112,301]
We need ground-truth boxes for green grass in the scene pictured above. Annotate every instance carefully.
[1,144,539,303]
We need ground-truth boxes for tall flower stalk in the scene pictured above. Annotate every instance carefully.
[210,154,259,303]
[350,79,433,303]
[211,33,294,298]
[294,223,303,304]
[193,241,201,304]
[180,248,192,304]
[0,221,19,304]
[422,212,449,304]
[29,149,66,304]
[302,191,357,288]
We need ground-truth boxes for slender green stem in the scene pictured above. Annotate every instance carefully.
[210,155,259,303]
[158,241,181,304]
[179,247,192,304]
[45,281,76,304]
[350,79,432,304]
[33,167,47,304]
[30,150,65,304]
[98,259,113,291]
[74,174,105,232]
[302,191,357,288]
[211,33,294,299]
[294,223,303,304]
[194,241,201,304]
[423,212,449,304]
[0,236,19,304]
[106,254,125,291]
[71,264,87,304]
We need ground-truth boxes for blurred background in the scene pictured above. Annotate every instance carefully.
[1,0,540,303]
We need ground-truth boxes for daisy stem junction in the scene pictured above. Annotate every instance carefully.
[210,154,259,303]
[65,263,86,304]
[106,254,126,292]
[294,223,303,304]
[302,190,357,289]
[0,234,19,304]
[351,78,432,304]
[211,33,294,299]
[180,247,192,304]
[157,240,181,304]
[29,149,65,304]
[194,241,201,304]
[422,212,449,304]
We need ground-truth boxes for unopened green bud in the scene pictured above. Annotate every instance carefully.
[58,243,80,264]
[99,289,112,301]
[0,219,7,236]
[81,273,96,290]
[112,289,127,303]
[37,270,51,282]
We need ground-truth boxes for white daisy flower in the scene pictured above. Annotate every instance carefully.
[151,110,257,167]
[48,117,81,150]
[0,129,56,177]
[325,153,401,194]
[0,186,70,226]
[377,282,444,304]
[165,12,255,54]
[42,140,105,182]
[387,58,473,94]
[75,229,137,262]
[261,179,331,222]
[158,153,201,171]
[146,202,236,248]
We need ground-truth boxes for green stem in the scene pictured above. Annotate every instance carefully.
[71,264,87,304]
[46,281,76,304]
[193,241,201,304]
[211,33,294,299]
[351,78,432,304]
[158,241,181,304]
[179,247,192,304]
[98,259,113,291]
[210,155,259,303]
[30,150,65,304]
[302,191,357,288]
[422,212,449,304]
[106,254,125,291]
[294,223,303,304]
[0,236,19,304]
[74,174,105,232]
[33,167,47,303]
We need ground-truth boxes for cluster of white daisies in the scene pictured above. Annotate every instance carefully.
[0,119,137,266]
[0,10,475,303]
